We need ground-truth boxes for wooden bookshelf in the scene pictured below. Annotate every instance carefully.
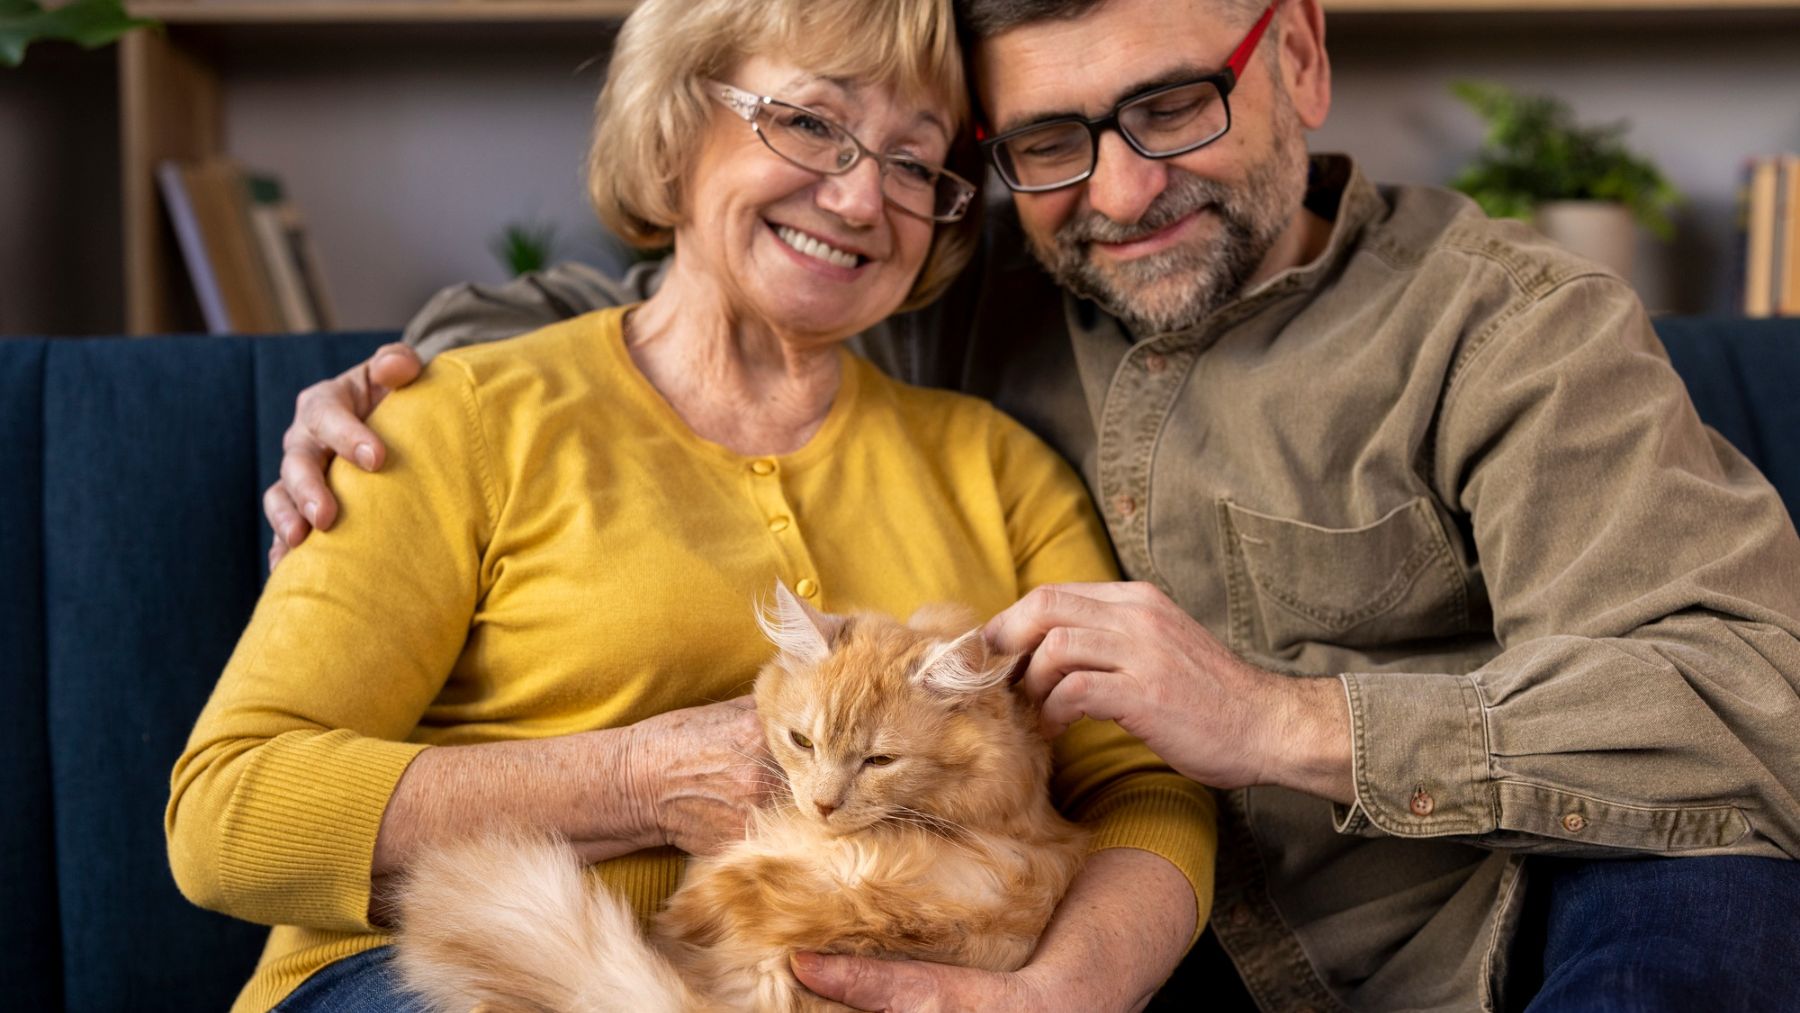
[117,0,1800,333]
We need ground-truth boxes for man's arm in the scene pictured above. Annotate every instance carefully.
[1332,276,1800,856]
[991,277,1800,860]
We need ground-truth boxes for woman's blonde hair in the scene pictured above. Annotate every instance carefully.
[588,0,979,310]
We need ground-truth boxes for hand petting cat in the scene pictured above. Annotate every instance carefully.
[987,581,1358,806]
[627,695,775,856]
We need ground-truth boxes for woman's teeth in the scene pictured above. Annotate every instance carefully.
[776,225,861,269]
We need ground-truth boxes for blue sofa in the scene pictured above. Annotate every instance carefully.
[2,318,1796,1011]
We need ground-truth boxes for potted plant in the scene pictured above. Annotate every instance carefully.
[2,0,153,67]
[1449,80,1681,279]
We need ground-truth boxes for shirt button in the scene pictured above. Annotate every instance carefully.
[1561,812,1588,834]
[768,515,791,533]
[1143,352,1167,373]
[1227,903,1252,929]
[750,459,777,476]
[795,578,819,599]
[1113,494,1137,518]
[1409,787,1435,817]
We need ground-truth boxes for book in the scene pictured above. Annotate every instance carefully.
[156,157,286,334]
[1743,156,1778,319]
[1780,155,1800,318]
[156,162,228,333]
[245,174,335,332]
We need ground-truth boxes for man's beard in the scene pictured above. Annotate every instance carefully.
[1026,122,1306,336]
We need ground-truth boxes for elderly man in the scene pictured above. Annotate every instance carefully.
[267,0,1800,1009]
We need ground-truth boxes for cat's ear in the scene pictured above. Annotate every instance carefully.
[913,628,1016,698]
[757,581,843,666]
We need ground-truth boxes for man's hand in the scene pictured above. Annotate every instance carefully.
[627,696,777,856]
[791,952,1051,1013]
[986,582,1355,804]
[264,342,423,568]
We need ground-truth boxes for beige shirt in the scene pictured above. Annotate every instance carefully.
[407,155,1800,1012]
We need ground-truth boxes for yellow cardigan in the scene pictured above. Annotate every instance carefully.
[167,307,1216,1011]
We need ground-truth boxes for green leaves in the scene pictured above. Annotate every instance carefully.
[1449,80,1681,240]
[1,0,155,68]
[490,220,558,278]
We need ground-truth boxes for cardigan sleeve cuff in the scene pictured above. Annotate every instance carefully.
[216,729,429,931]
[1071,773,1218,947]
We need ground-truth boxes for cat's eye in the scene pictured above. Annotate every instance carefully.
[864,754,895,767]
[790,730,814,750]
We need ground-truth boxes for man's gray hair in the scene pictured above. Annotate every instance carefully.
[958,0,1267,38]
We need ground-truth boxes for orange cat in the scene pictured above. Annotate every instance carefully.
[394,584,1088,1012]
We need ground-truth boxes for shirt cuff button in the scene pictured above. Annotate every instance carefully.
[1409,787,1435,817]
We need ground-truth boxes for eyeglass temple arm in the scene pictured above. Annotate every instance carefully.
[1224,1,1280,87]
[710,81,764,123]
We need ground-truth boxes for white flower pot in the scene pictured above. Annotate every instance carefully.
[1532,200,1637,279]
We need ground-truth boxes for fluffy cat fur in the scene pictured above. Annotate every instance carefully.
[394,583,1088,1012]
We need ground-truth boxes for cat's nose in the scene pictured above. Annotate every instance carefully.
[814,801,838,818]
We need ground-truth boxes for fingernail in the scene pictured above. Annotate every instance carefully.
[355,443,378,470]
[790,952,821,974]
[303,500,318,524]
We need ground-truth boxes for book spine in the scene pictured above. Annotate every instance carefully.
[157,161,230,334]
[1779,154,1800,318]
[1744,155,1778,319]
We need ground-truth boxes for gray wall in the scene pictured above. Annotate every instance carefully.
[1316,15,1800,316]
[4,15,1799,334]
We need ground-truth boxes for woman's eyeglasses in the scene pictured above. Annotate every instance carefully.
[709,81,977,223]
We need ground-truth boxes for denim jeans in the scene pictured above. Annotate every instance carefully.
[271,945,430,1013]
[1519,855,1800,1012]
[1151,856,1799,1011]
[278,858,1798,1012]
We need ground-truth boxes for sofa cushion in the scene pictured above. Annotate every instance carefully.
[1655,316,1800,515]
[0,339,61,1012]
[32,332,388,1012]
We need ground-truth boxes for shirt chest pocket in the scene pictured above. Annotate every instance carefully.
[1220,497,1470,658]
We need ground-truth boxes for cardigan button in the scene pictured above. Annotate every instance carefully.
[795,578,819,599]
[750,459,777,476]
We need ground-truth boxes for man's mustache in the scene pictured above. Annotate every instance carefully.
[1054,172,1229,247]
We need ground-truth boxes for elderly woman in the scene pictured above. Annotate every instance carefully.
[166,0,1213,1010]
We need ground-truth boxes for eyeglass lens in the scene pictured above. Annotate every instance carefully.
[993,80,1229,191]
[758,103,964,220]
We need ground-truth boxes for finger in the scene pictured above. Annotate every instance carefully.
[366,342,423,398]
[299,386,388,473]
[983,585,1126,656]
[1039,670,1131,739]
[1017,624,1133,706]
[791,952,943,1011]
[263,481,312,550]
[279,449,340,532]
[724,695,756,710]
[268,540,288,571]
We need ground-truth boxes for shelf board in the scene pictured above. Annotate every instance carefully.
[125,0,1800,23]
[128,1,638,24]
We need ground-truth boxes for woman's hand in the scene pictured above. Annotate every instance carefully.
[265,342,423,568]
[627,696,777,856]
[792,849,1194,1012]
